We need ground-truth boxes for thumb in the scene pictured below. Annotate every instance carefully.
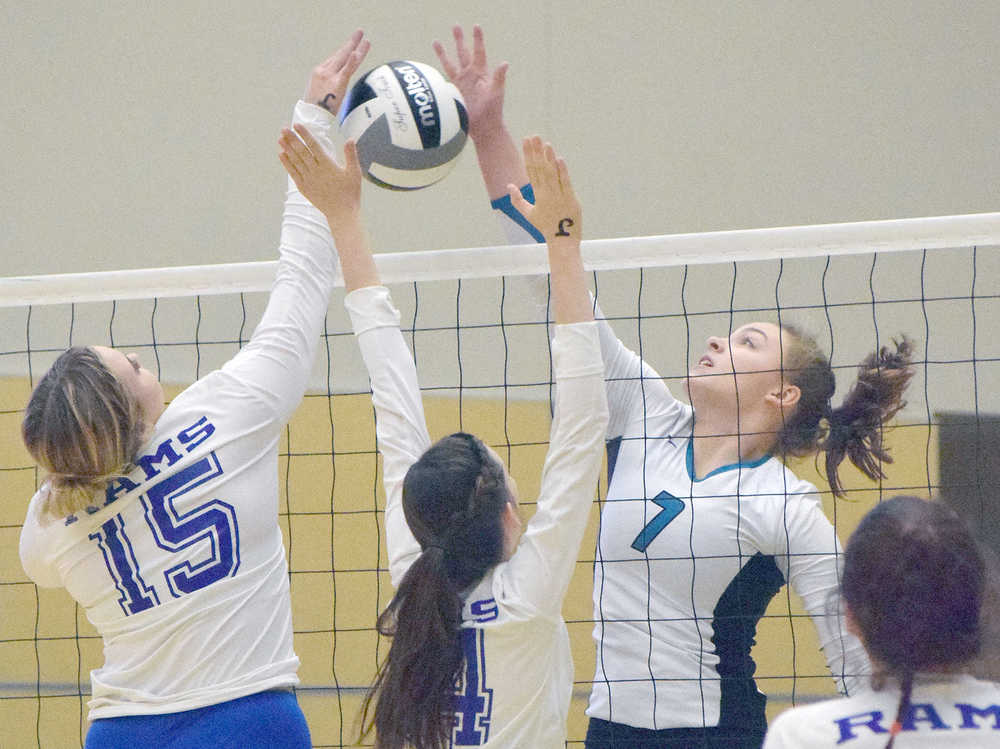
[508,183,530,216]
[343,139,362,177]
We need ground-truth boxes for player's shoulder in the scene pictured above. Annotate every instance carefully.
[765,693,859,745]
[753,458,820,500]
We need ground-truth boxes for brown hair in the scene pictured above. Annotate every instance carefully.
[360,432,510,749]
[778,326,914,497]
[21,347,145,518]
[841,496,984,748]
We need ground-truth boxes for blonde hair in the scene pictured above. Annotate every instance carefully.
[22,347,145,518]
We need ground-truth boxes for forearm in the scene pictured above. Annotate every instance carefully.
[548,237,592,325]
[474,123,528,201]
[346,286,428,586]
[330,217,378,292]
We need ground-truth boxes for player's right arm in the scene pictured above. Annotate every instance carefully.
[220,32,369,425]
[279,126,425,587]
[433,24,542,243]
[439,25,679,435]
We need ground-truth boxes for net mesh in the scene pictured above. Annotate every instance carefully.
[1,214,998,747]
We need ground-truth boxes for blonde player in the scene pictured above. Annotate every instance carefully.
[764,496,1000,748]
[435,24,916,748]
[18,32,369,748]
[277,127,608,749]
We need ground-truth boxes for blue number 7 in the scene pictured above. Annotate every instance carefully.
[630,491,685,553]
[141,453,240,597]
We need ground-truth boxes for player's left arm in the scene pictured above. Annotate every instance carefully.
[779,489,871,696]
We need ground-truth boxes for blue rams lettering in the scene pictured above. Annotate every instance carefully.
[834,702,1000,742]
[102,416,216,508]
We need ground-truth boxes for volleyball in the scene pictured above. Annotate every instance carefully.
[339,60,468,190]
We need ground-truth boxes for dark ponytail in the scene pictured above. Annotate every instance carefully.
[840,496,985,749]
[360,433,510,749]
[777,327,914,497]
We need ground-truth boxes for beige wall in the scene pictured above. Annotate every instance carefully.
[5,2,999,281]
[1,374,937,747]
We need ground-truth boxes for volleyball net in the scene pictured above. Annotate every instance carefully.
[2,213,999,748]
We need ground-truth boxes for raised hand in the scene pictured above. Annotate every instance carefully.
[279,125,362,233]
[508,137,582,246]
[508,137,590,324]
[433,25,508,143]
[305,29,371,116]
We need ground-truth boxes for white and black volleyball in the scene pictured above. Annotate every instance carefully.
[339,60,468,190]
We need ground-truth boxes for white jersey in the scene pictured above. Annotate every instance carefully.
[490,206,870,733]
[18,101,338,720]
[764,674,1000,748]
[345,285,608,749]
[588,315,869,730]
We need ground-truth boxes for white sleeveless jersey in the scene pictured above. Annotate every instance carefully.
[345,285,608,749]
[491,205,870,732]
[764,674,1000,748]
[18,101,339,720]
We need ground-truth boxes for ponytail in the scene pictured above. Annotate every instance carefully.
[821,337,913,497]
[360,433,510,749]
[22,347,144,518]
[361,548,464,749]
[885,670,914,749]
[777,327,914,497]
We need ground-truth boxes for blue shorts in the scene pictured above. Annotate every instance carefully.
[85,689,311,749]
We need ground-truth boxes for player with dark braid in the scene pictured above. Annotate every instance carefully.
[277,124,608,748]
[764,495,1000,748]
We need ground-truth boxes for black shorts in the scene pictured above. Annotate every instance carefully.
[585,716,765,749]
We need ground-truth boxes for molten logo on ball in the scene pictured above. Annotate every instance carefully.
[339,60,468,191]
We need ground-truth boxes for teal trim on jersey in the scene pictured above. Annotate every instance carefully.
[685,437,772,482]
[490,184,544,242]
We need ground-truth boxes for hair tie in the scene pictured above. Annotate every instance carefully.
[49,470,96,482]
[827,410,857,444]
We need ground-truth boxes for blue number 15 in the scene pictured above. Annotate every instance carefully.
[89,453,240,616]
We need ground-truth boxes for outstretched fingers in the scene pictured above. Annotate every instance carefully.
[323,29,365,74]
[522,136,554,196]
[294,122,326,165]
[555,156,574,195]
[278,128,310,183]
[342,139,361,179]
[432,39,457,80]
[452,24,471,69]
[471,24,487,70]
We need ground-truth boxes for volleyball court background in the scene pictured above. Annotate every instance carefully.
[2,219,998,747]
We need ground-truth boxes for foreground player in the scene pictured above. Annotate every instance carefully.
[277,127,607,748]
[764,495,1000,748]
[435,24,917,748]
[18,32,369,748]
